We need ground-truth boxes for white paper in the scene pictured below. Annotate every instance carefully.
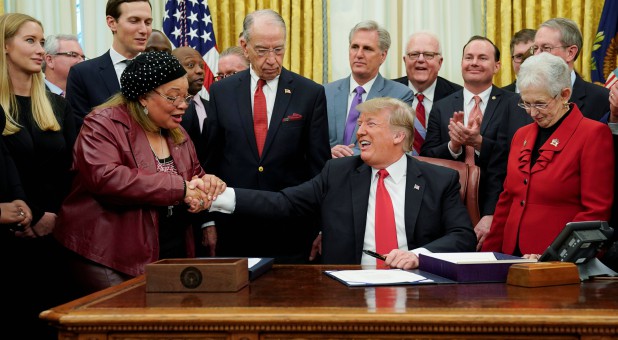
[247,258,261,268]
[325,269,432,286]
[423,252,537,264]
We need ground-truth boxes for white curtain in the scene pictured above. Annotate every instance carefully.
[328,0,484,85]
[4,0,77,37]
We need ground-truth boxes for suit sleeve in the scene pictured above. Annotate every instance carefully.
[422,169,477,252]
[235,161,329,218]
[202,85,223,174]
[573,124,614,222]
[420,104,458,159]
[305,85,331,176]
[66,66,91,127]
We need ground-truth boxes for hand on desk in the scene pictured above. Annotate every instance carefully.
[384,249,419,270]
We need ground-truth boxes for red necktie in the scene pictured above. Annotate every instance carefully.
[375,169,398,262]
[465,95,482,165]
[413,93,426,155]
[253,79,268,157]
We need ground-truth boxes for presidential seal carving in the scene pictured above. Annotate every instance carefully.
[180,266,202,289]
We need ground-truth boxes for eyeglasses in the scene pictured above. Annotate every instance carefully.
[406,51,440,60]
[213,72,238,82]
[517,95,559,112]
[252,46,285,57]
[53,51,86,60]
[529,45,567,54]
[152,90,192,106]
[511,53,526,63]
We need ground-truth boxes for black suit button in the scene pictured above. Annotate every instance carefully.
[520,200,525,206]
[523,178,528,185]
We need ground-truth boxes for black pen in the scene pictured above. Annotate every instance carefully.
[363,249,386,261]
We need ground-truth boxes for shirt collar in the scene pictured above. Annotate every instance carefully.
[349,74,378,96]
[250,66,279,90]
[109,46,138,65]
[44,78,63,96]
[463,85,493,106]
[371,154,407,184]
[410,78,437,102]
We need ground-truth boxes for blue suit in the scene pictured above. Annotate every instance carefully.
[325,73,414,153]
[66,51,120,129]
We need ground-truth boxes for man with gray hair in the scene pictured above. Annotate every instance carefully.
[43,34,85,97]
[205,9,330,263]
[215,46,249,81]
[326,20,413,158]
[532,17,609,120]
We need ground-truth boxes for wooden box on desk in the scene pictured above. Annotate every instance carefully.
[145,258,248,292]
[507,262,580,287]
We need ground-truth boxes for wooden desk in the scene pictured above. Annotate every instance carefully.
[41,265,618,340]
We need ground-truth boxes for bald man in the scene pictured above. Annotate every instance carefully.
[146,29,173,53]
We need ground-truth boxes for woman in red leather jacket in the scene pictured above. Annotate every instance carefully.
[55,52,224,296]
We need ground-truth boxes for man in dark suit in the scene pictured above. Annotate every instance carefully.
[421,36,514,250]
[205,9,330,263]
[532,18,609,120]
[208,97,476,269]
[66,0,153,128]
[326,20,413,159]
[502,28,536,93]
[393,32,462,155]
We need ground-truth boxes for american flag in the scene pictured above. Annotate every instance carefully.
[163,0,219,98]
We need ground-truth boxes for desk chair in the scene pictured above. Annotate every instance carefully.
[414,156,481,226]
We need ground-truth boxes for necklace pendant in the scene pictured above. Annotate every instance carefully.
[167,205,173,217]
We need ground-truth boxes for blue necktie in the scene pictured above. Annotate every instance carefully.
[343,86,365,145]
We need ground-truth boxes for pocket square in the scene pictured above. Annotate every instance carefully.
[282,113,303,122]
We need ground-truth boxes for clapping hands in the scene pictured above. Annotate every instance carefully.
[184,175,227,213]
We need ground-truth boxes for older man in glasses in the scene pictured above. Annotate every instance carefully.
[393,31,462,155]
[43,34,86,97]
[204,9,330,264]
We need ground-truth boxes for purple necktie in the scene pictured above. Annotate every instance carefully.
[343,86,365,145]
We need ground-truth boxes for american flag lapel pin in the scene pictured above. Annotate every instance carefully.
[414,184,420,190]
[284,89,291,94]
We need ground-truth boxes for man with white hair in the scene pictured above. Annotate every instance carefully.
[393,31,462,155]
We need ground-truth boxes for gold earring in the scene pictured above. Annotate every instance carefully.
[563,102,569,109]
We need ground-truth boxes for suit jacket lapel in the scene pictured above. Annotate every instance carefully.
[451,90,464,118]
[480,86,502,134]
[263,68,293,157]
[404,156,424,245]
[351,162,371,262]
[99,52,121,97]
[335,78,351,144]
[235,71,259,159]
[571,74,586,112]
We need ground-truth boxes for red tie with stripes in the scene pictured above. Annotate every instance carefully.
[375,169,398,264]
[413,93,426,155]
[465,95,482,165]
[254,79,268,157]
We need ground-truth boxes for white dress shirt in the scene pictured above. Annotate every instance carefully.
[250,67,279,128]
[448,85,492,158]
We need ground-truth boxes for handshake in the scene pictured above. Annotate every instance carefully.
[183,174,227,213]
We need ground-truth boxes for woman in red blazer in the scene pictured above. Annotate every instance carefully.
[482,53,614,258]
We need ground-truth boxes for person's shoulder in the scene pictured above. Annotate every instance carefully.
[283,68,322,88]
[70,52,111,75]
[391,76,408,86]
[436,76,463,91]
[324,77,347,92]
[411,156,459,177]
